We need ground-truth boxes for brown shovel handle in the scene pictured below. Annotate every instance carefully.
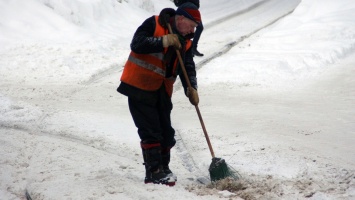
[167,24,215,158]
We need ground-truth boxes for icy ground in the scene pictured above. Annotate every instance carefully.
[0,0,354,199]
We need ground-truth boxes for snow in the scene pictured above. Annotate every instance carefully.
[0,0,354,199]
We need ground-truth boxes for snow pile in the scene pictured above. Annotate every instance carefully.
[199,0,355,87]
[0,94,42,129]
[0,0,147,85]
[0,0,354,199]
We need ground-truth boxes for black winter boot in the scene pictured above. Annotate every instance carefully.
[141,142,175,186]
[161,147,177,181]
[192,48,204,57]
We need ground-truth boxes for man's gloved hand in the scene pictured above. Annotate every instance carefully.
[186,87,199,106]
[162,34,181,49]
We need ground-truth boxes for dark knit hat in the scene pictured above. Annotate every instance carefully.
[176,2,201,24]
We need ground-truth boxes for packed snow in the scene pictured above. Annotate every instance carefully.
[0,0,354,199]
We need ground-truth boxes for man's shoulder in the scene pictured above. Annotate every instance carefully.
[139,15,157,29]
[143,15,157,23]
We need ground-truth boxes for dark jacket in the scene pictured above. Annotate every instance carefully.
[117,9,197,105]
[174,0,200,8]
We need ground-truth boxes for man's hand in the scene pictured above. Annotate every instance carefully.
[186,87,199,106]
[162,34,181,49]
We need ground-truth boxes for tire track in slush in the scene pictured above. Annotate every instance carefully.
[174,130,210,184]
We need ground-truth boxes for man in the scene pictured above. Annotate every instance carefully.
[174,0,204,56]
[117,3,201,186]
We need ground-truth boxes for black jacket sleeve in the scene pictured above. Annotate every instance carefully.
[179,45,198,92]
[130,16,164,54]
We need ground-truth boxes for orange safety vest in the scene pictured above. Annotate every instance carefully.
[120,16,192,97]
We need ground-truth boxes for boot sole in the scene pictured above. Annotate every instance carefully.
[144,180,176,186]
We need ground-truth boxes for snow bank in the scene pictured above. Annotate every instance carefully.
[0,0,157,45]
[199,0,355,87]
[1,0,354,199]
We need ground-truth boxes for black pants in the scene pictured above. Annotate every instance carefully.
[128,87,176,149]
[192,21,204,49]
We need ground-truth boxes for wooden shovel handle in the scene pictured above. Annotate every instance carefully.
[167,23,215,158]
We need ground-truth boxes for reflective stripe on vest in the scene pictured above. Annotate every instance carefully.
[121,16,192,97]
[127,53,165,77]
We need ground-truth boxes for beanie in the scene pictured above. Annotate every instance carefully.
[176,2,201,24]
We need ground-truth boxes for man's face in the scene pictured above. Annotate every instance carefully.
[176,16,198,36]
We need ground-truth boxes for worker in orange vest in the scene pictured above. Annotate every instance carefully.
[117,3,200,186]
